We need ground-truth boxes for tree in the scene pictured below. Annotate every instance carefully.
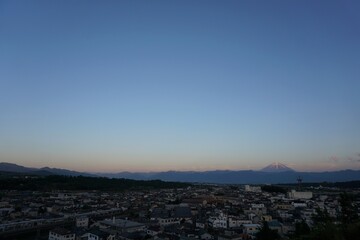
[310,208,343,240]
[256,221,280,240]
[261,185,287,194]
[312,208,332,226]
[339,192,360,240]
[294,220,310,236]
[339,192,359,225]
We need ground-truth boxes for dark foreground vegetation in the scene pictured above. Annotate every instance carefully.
[259,181,360,195]
[261,184,287,193]
[255,192,360,240]
[281,180,360,189]
[0,174,190,191]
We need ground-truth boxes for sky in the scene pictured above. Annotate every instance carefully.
[0,0,360,172]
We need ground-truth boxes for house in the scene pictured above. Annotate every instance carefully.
[292,202,307,208]
[287,190,313,200]
[182,198,208,207]
[151,206,192,226]
[86,228,115,240]
[218,230,242,240]
[199,231,213,240]
[261,215,272,222]
[208,213,227,229]
[228,217,252,228]
[242,224,260,236]
[245,185,261,193]
[49,227,75,240]
[146,225,161,236]
[158,217,180,226]
[76,217,89,228]
[218,234,242,240]
[196,219,207,229]
[173,206,192,219]
[117,231,147,240]
[99,218,145,233]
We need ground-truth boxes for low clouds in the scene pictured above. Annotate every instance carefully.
[329,155,340,163]
[347,154,360,163]
[329,153,360,163]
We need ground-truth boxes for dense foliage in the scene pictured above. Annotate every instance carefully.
[256,221,281,240]
[0,175,191,191]
[261,185,287,194]
[289,192,360,240]
[282,181,360,189]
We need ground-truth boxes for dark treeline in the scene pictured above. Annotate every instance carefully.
[256,192,360,240]
[0,175,190,191]
[288,192,360,240]
[281,181,360,189]
[261,185,287,194]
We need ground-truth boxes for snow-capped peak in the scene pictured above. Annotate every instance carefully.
[261,162,294,172]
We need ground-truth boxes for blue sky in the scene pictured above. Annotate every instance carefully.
[1,1,359,172]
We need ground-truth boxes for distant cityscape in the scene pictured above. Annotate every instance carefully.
[0,163,359,240]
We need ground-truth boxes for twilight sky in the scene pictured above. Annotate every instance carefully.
[0,1,359,172]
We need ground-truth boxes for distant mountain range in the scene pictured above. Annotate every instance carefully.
[0,162,95,177]
[98,169,360,184]
[1,162,360,184]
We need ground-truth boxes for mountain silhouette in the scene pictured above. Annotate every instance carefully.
[261,162,294,172]
[1,162,360,184]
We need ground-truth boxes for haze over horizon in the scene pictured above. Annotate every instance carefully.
[2,161,360,175]
[1,1,360,173]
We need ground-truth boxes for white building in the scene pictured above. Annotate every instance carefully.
[287,190,313,199]
[158,217,180,226]
[76,216,89,228]
[208,213,227,229]
[86,229,115,240]
[99,218,145,233]
[292,202,307,208]
[48,228,75,240]
[245,185,261,192]
[251,204,265,208]
[228,217,252,228]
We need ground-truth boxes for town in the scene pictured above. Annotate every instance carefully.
[1,182,359,240]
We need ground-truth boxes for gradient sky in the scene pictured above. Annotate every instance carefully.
[1,1,360,172]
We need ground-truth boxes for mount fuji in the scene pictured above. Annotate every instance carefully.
[261,162,295,172]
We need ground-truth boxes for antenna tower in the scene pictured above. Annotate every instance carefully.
[297,176,303,190]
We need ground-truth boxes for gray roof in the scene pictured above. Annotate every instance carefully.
[151,208,170,218]
[268,220,282,227]
[101,219,144,229]
[50,227,74,235]
[88,228,111,237]
[173,206,192,218]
